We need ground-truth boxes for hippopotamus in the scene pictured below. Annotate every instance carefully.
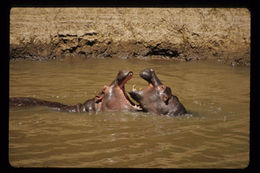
[129,68,187,116]
[10,70,141,113]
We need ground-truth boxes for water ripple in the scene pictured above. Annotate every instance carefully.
[9,59,249,168]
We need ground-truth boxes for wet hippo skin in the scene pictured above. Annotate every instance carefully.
[129,68,187,116]
[10,70,140,113]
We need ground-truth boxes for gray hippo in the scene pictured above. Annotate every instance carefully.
[10,70,141,113]
[129,68,187,116]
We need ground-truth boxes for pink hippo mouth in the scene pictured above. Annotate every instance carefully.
[119,71,133,89]
[117,71,142,110]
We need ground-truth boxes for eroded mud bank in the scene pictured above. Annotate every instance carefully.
[10,8,250,66]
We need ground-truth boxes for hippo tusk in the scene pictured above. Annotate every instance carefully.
[132,84,136,91]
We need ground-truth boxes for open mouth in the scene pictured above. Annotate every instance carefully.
[119,71,142,110]
[119,71,133,89]
[128,69,164,110]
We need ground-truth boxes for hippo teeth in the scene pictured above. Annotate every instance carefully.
[132,85,144,91]
[133,105,142,110]
[132,84,137,91]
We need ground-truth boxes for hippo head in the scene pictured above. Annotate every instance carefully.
[94,70,141,112]
[129,68,187,116]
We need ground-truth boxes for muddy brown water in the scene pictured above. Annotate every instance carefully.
[9,58,250,168]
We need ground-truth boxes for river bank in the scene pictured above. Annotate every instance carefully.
[10,8,250,66]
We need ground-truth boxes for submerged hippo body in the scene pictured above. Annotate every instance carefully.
[10,70,140,113]
[129,68,187,116]
[10,97,98,112]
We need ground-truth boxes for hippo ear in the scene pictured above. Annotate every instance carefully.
[102,85,109,93]
[161,93,170,105]
[95,85,109,103]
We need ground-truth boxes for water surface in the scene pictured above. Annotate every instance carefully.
[9,58,250,168]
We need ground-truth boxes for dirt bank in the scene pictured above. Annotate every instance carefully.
[10,8,250,66]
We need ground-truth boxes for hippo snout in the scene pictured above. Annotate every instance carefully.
[140,68,162,87]
[139,68,154,82]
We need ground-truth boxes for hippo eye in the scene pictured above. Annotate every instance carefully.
[157,85,166,91]
[95,95,103,103]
